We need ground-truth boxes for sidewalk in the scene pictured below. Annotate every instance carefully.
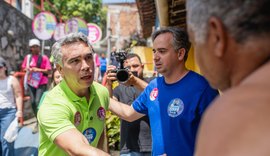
[14,117,39,156]
[22,117,37,129]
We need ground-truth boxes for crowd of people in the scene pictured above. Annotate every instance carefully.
[0,0,269,155]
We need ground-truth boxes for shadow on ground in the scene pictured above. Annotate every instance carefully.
[14,125,39,156]
[15,147,38,156]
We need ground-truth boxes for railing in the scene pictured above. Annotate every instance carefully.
[13,72,30,102]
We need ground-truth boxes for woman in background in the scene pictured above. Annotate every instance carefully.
[38,68,62,109]
[0,57,23,156]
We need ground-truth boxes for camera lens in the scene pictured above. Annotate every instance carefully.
[116,69,129,82]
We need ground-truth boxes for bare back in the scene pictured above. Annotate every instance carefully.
[195,61,270,156]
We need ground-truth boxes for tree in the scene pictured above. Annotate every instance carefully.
[34,0,107,38]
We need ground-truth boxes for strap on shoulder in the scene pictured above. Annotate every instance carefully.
[37,55,43,68]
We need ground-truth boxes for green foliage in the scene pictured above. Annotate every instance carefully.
[34,0,107,37]
[122,32,147,51]
[106,111,120,150]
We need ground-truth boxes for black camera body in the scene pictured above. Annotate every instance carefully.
[111,50,129,82]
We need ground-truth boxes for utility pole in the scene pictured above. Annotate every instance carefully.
[107,28,112,65]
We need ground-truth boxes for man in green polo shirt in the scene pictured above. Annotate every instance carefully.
[38,33,110,156]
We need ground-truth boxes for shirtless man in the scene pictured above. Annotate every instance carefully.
[186,0,270,155]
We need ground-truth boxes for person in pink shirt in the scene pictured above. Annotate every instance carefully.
[94,52,101,82]
[89,44,101,82]
[21,38,51,133]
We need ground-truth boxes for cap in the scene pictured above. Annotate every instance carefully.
[0,57,6,67]
[29,39,40,47]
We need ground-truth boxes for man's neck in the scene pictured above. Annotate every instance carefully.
[229,39,270,89]
[76,88,89,96]
[164,67,189,84]
[67,82,91,102]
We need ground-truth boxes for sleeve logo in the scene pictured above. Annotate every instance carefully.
[150,88,158,101]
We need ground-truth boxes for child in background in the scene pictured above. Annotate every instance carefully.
[38,68,62,109]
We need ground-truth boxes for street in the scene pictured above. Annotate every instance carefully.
[14,118,39,156]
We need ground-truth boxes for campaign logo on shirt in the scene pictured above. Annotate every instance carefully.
[167,98,184,117]
[74,111,81,126]
[150,88,158,101]
[97,107,106,120]
[83,127,96,143]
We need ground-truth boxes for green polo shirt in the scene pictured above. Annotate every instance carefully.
[37,80,109,156]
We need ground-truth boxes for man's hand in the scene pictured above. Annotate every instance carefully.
[124,71,148,91]
[105,65,118,97]
[26,67,38,73]
[54,128,110,156]
[122,71,137,86]
[31,67,40,72]
[25,67,32,72]
[106,65,117,86]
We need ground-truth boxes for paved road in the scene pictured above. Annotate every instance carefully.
[14,118,38,156]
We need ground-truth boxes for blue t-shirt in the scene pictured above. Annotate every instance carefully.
[99,57,107,72]
[132,71,219,156]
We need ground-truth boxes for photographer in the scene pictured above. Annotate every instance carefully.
[109,46,119,67]
[106,53,153,156]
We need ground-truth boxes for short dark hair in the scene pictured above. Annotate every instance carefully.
[152,27,191,61]
[126,53,142,64]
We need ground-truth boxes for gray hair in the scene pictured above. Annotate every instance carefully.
[52,32,92,66]
[152,27,191,61]
[186,0,270,44]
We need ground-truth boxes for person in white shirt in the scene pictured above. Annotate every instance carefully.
[0,57,23,156]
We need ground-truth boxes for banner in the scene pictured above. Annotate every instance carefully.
[32,11,57,40]
[87,23,102,44]
[53,23,66,41]
[65,17,88,36]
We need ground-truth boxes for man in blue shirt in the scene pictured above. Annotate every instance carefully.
[108,27,219,156]
[99,53,107,78]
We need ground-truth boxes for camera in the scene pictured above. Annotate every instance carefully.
[111,50,129,82]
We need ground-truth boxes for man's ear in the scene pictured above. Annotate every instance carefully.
[208,17,227,58]
[56,64,64,77]
[177,48,186,61]
[141,63,144,70]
